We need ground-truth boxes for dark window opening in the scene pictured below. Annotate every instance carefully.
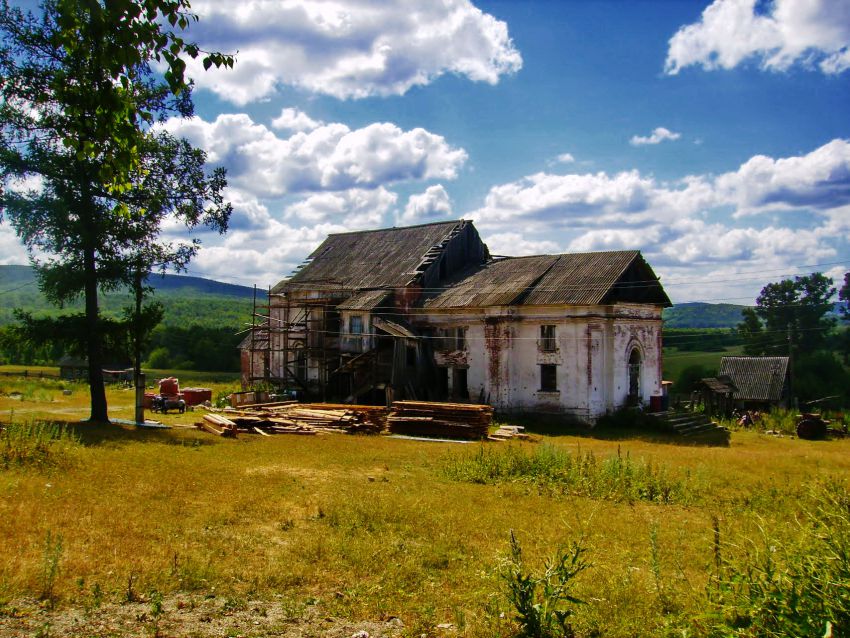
[628,348,641,403]
[452,368,468,399]
[540,364,557,392]
[406,345,417,367]
[540,325,556,351]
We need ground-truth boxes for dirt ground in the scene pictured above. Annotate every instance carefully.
[0,596,412,638]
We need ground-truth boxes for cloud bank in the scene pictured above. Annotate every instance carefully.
[187,0,523,103]
[666,0,850,75]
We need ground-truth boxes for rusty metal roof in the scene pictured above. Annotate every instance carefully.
[274,221,464,292]
[719,356,790,402]
[423,250,670,308]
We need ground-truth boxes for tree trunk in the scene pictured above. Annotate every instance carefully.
[84,242,109,423]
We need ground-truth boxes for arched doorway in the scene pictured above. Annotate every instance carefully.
[628,348,641,405]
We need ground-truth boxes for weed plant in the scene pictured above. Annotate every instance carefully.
[501,531,589,638]
[442,444,695,504]
[0,420,78,470]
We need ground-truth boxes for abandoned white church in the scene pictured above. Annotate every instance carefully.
[241,219,671,422]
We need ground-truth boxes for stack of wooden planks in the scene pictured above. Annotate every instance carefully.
[195,402,387,436]
[387,401,493,440]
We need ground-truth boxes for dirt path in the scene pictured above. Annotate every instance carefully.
[0,596,408,638]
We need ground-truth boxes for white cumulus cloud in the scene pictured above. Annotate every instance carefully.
[666,0,850,75]
[630,127,681,146]
[186,0,523,103]
[160,113,468,198]
[398,184,453,224]
[271,108,323,132]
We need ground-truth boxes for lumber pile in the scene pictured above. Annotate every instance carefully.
[387,401,493,440]
[195,402,387,436]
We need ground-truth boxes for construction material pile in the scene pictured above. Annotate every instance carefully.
[387,401,493,440]
[196,402,387,437]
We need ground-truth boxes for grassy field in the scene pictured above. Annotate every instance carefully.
[1,374,849,637]
[662,345,745,384]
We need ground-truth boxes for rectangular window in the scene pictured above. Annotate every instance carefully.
[349,315,363,335]
[540,325,556,352]
[540,364,557,392]
[455,327,467,351]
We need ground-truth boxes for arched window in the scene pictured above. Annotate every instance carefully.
[628,348,641,404]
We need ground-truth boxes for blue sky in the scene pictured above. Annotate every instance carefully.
[2,0,849,304]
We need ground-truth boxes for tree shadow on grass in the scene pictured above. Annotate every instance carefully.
[47,419,221,449]
[496,411,731,448]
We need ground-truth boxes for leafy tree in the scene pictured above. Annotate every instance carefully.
[0,0,232,422]
[737,273,837,357]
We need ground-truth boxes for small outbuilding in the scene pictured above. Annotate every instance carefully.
[714,356,791,410]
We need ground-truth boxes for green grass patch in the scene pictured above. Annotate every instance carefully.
[441,444,696,504]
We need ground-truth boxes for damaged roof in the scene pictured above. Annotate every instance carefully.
[423,251,671,308]
[274,220,465,293]
[719,356,790,403]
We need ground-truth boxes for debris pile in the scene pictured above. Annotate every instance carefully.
[489,424,531,441]
[195,402,387,437]
[387,401,493,440]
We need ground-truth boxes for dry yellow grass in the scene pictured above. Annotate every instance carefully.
[1,373,849,637]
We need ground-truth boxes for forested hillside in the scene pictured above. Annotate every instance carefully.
[0,265,257,370]
[662,302,749,328]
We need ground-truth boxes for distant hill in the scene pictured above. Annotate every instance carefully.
[0,265,256,328]
[663,302,750,329]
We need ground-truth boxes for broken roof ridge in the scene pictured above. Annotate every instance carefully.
[487,249,641,261]
[324,218,465,237]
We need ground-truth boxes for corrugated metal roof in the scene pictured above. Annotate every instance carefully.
[337,289,392,311]
[719,356,789,402]
[423,255,558,309]
[524,251,641,305]
[423,250,669,308]
[275,221,463,292]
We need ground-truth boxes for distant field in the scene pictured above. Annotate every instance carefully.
[662,345,745,385]
[1,375,848,637]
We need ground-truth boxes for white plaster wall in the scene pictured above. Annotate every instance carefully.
[419,303,663,422]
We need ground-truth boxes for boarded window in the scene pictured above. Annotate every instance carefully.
[540,325,556,351]
[540,364,557,392]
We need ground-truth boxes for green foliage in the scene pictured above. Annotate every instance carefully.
[705,481,850,637]
[0,0,232,421]
[738,273,837,357]
[442,445,694,504]
[501,531,590,638]
[793,351,850,405]
[673,363,716,394]
[0,420,78,470]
